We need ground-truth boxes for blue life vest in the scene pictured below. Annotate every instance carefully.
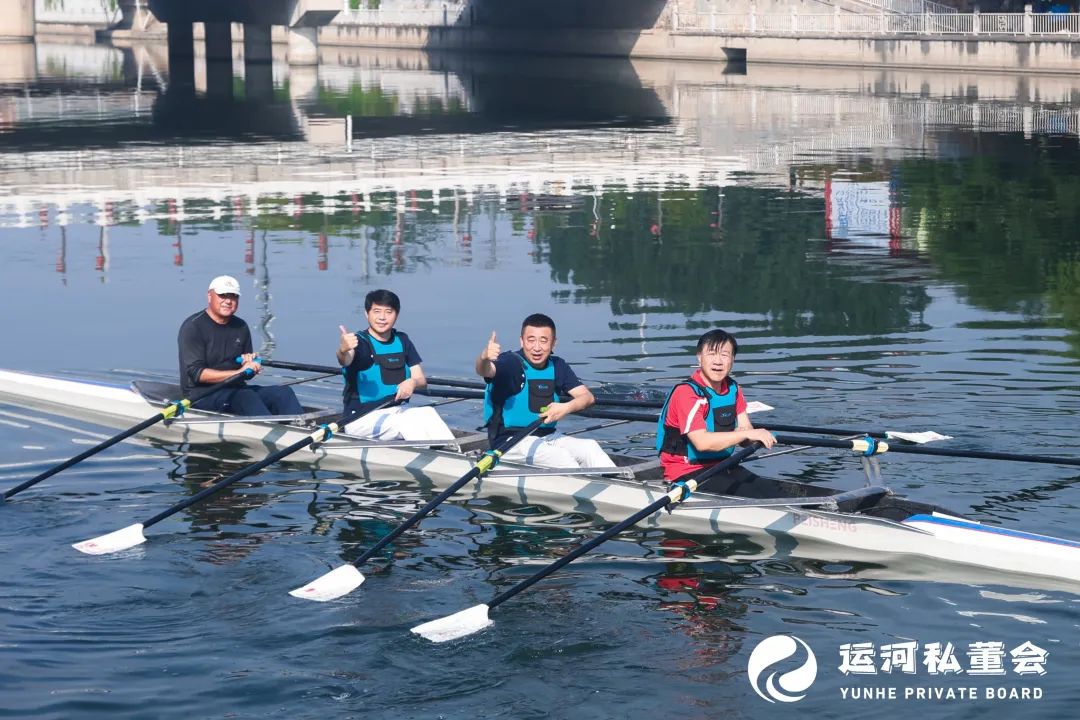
[656,378,739,462]
[484,353,557,433]
[345,330,410,404]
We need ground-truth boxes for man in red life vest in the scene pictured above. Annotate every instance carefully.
[656,329,776,482]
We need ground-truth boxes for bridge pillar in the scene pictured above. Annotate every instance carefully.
[205,22,232,63]
[244,24,273,63]
[287,26,319,66]
[244,25,274,102]
[167,22,195,95]
[0,0,34,40]
[204,22,233,100]
[167,22,194,59]
[246,62,274,102]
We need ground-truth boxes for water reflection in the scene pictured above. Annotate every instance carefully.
[3,45,1079,352]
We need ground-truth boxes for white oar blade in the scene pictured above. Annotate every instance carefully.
[411,604,492,643]
[886,430,952,445]
[746,401,773,414]
[72,523,146,555]
[289,564,365,602]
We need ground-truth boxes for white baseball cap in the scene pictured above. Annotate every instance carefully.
[208,275,241,296]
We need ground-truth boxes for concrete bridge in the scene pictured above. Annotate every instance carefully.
[3,0,341,105]
[19,0,1080,73]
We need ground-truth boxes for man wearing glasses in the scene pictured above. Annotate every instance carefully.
[177,275,303,416]
[656,329,775,482]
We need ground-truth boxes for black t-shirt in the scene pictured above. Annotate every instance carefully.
[178,310,253,396]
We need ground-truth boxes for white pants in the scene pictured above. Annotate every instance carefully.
[344,406,454,442]
[501,432,616,469]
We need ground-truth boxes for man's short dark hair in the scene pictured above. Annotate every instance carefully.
[365,289,401,313]
[697,329,738,355]
[521,313,556,335]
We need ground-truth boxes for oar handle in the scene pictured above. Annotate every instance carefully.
[485,443,761,611]
[235,355,263,365]
[352,418,546,566]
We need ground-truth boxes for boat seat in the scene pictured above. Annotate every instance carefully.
[829,485,891,513]
[132,380,182,404]
[454,431,490,453]
[621,458,664,481]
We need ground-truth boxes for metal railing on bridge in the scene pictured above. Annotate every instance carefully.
[842,0,958,17]
[676,8,1080,37]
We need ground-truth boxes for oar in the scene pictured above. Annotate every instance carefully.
[260,359,343,376]
[261,360,485,395]
[1,369,255,504]
[417,388,945,444]
[410,442,763,643]
[260,360,655,407]
[259,360,945,442]
[770,434,1080,467]
[289,418,547,602]
[70,408,371,555]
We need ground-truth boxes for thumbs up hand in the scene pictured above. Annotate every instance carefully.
[338,325,359,354]
[483,331,501,362]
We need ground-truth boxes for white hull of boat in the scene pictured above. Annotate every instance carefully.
[2,368,1079,592]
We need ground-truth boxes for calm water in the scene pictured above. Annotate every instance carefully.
[2,42,1080,718]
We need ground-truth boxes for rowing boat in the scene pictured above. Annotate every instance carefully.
[2,367,1079,592]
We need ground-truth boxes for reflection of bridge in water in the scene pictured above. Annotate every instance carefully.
[5,46,1080,234]
[674,79,1080,177]
[0,128,748,228]
[5,88,1079,231]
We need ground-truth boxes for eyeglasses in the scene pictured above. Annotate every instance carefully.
[215,293,239,302]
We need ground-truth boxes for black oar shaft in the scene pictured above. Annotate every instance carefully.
[486,443,761,611]
[142,424,336,530]
[2,369,255,502]
[884,445,1080,466]
[264,360,1080,467]
[426,376,485,391]
[352,419,545,566]
[418,387,661,424]
[772,434,1080,467]
[3,413,165,500]
[768,423,888,439]
[354,464,483,565]
[262,359,342,376]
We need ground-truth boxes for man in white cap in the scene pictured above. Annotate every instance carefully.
[177,275,303,416]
